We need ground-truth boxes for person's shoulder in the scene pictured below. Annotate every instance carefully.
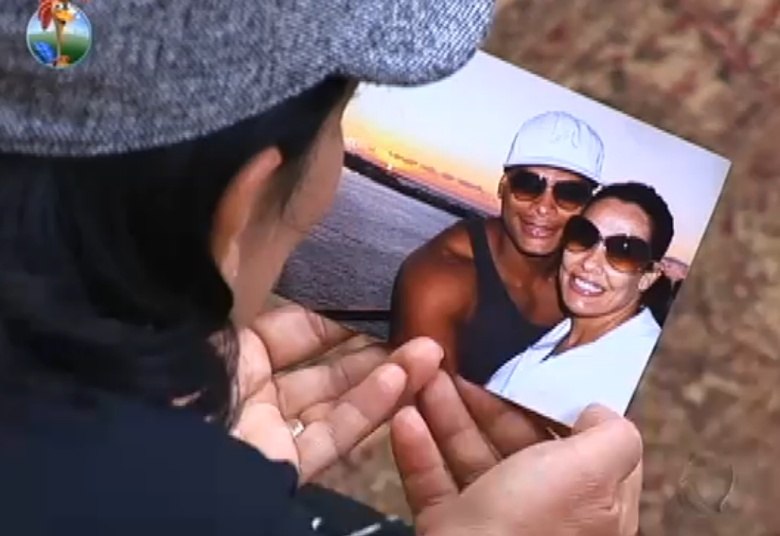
[0,392,310,535]
[627,308,662,340]
[412,218,477,265]
[587,309,661,364]
[399,217,494,281]
[394,219,480,309]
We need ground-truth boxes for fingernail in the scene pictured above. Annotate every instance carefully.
[394,405,425,432]
[378,363,407,392]
[415,337,444,361]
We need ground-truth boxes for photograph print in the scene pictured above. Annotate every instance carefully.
[274,49,732,429]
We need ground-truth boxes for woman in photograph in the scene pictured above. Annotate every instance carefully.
[484,182,675,428]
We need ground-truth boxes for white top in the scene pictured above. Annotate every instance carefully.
[484,308,661,428]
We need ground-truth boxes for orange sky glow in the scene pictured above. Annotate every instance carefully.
[339,52,731,267]
[343,114,705,264]
[343,114,501,214]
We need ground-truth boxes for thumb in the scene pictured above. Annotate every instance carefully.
[565,404,643,484]
[572,403,627,433]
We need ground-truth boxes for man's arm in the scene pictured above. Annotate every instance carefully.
[389,242,471,374]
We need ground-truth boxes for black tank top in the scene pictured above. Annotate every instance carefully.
[456,218,552,386]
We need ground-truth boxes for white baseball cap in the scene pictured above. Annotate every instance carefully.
[504,111,605,183]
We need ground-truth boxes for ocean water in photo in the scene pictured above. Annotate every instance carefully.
[275,168,461,339]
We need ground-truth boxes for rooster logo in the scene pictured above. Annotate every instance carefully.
[38,0,76,67]
[26,0,92,69]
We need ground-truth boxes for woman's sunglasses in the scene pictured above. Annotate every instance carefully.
[505,168,596,211]
[562,215,654,273]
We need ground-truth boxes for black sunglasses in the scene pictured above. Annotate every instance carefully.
[505,168,596,211]
[562,215,654,273]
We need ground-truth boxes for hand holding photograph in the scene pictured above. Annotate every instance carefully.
[275,49,731,429]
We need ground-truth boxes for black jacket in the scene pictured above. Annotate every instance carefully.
[0,390,318,535]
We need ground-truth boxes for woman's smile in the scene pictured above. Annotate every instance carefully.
[569,272,606,297]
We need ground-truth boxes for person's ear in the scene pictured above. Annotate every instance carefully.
[638,262,662,292]
[211,146,284,286]
[498,175,507,198]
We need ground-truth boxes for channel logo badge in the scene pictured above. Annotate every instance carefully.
[26,0,93,70]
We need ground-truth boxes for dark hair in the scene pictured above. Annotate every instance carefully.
[586,181,676,325]
[589,182,674,261]
[0,75,352,427]
[640,273,683,326]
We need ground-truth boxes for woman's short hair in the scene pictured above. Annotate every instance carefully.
[586,181,677,325]
[588,181,674,261]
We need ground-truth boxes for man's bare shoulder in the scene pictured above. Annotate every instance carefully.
[403,219,476,278]
[391,219,494,333]
[389,221,482,346]
[391,220,482,315]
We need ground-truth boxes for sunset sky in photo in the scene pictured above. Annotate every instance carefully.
[343,51,731,265]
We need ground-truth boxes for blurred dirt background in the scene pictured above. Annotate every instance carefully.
[274,1,780,534]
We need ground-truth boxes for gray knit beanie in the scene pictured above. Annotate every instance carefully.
[0,0,496,157]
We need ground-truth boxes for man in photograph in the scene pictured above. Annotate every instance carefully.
[389,110,606,385]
